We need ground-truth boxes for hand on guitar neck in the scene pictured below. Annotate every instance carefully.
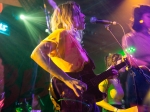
[107,57,130,79]
[106,66,119,79]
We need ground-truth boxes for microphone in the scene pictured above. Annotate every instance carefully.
[90,17,117,25]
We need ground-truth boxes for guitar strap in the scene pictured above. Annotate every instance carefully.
[49,77,61,111]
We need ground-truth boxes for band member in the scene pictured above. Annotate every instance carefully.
[96,53,126,112]
[122,4,150,108]
[31,1,118,112]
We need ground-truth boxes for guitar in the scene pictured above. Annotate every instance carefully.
[76,60,128,102]
[50,58,129,104]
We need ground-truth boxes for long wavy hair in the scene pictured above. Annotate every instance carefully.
[50,1,83,43]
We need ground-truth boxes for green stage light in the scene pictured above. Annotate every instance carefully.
[125,47,136,53]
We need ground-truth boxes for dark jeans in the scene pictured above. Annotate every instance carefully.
[126,67,150,106]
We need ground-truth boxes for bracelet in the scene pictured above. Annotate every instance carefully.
[114,108,118,112]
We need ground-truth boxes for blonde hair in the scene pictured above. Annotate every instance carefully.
[105,53,122,68]
[50,1,83,43]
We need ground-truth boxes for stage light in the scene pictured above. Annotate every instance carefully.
[125,47,136,53]
[45,29,49,32]
[20,14,26,20]
[118,50,125,56]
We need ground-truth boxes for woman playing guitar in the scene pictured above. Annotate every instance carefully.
[31,1,119,112]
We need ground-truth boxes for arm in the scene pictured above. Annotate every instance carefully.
[97,80,125,112]
[96,100,119,112]
[97,81,119,111]
[31,41,87,97]
[97,80,117,111]
[31,41,69,83]
[97,100,137,112]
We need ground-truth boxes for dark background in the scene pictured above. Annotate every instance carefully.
[0,0,150,111]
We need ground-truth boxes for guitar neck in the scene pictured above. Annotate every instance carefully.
[91,62,126,86]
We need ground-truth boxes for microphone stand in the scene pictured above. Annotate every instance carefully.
[29,1,51,109]
[31,1,52,110]
[43,3,51,34]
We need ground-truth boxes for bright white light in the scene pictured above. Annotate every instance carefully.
[20,14,26,20]
[45,29,49,32]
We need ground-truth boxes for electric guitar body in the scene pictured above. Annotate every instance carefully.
[50,60,129,103]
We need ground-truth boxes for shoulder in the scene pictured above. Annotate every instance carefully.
[122,31,136,40]
[51,29,67,36]
[44,29,68,41]
[122,31,137,45]
[53,29,70,39]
